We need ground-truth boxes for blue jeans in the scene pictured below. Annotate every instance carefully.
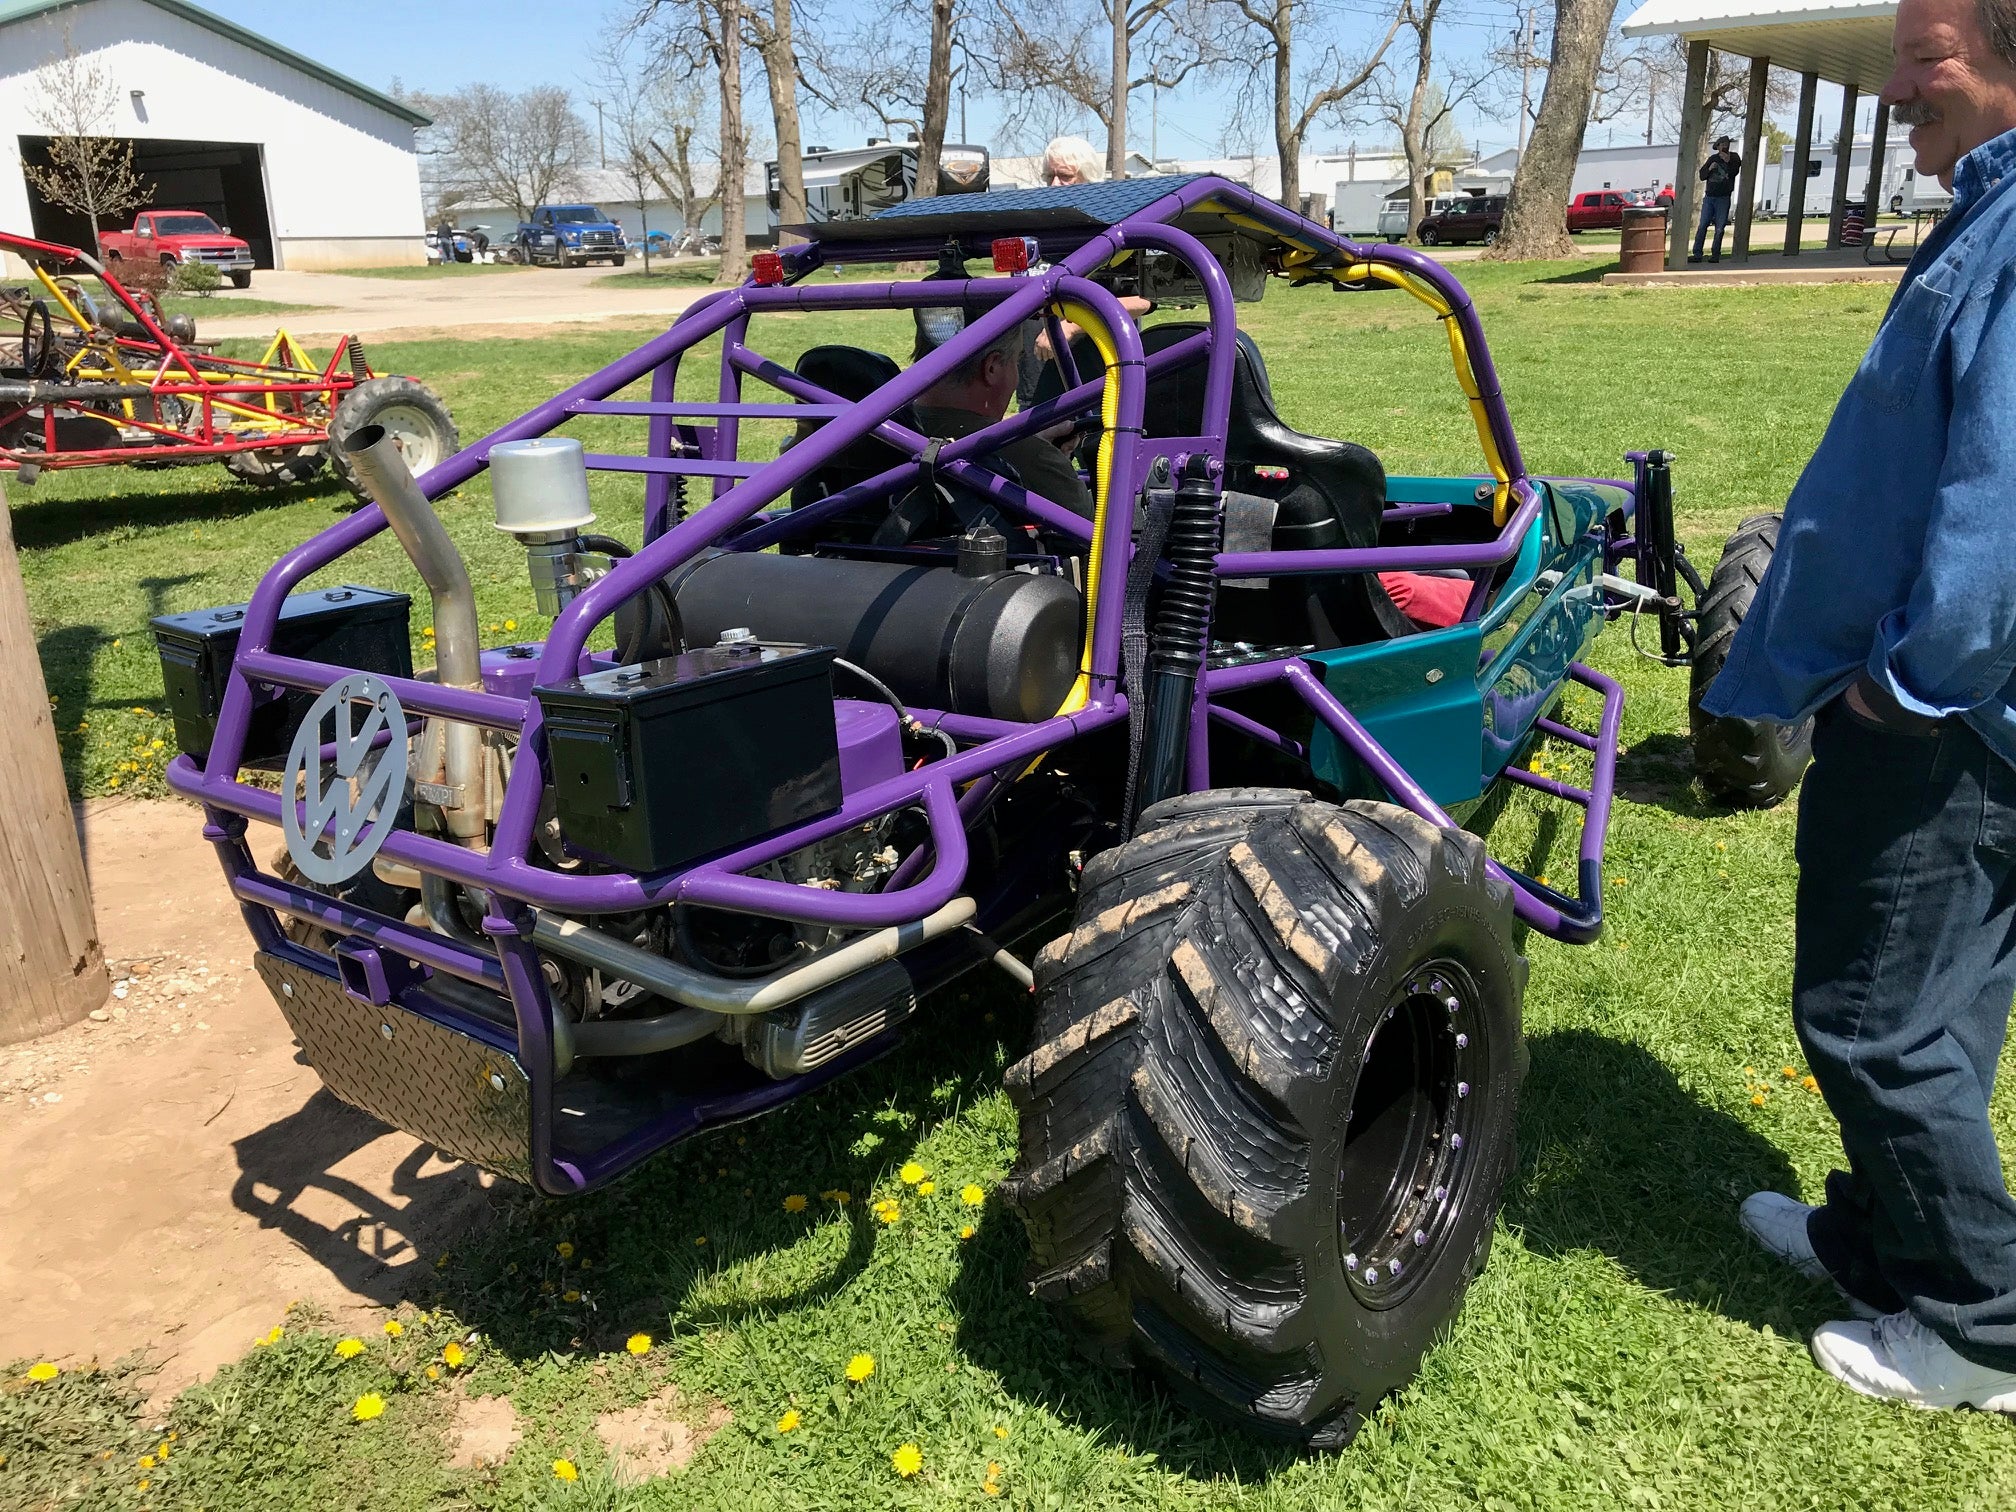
[1693,194,1732,258]
[1796,700,2016,1370]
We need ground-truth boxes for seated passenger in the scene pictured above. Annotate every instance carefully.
[913,314,1096,521]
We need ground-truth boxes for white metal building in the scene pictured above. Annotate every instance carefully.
[1,0,429,273]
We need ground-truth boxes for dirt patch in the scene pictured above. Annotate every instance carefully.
[594,1384,730,1483]
[0,798,501,1399]
[448,1393,522,1469]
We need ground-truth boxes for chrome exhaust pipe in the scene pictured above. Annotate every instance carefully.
[340,425,485,841]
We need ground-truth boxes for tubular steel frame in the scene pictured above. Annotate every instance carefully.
[163,176,1630,1193]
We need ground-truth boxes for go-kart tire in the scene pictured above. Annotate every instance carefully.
[1689,513,1811,807]
[1004,789,1526,1450]
[225,446,327,487]
[229,271,251,290]
[327,376,460,501]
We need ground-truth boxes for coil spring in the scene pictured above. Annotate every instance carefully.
[1150,463,1222,673]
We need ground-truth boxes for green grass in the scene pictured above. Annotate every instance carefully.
[8,259,2015,1511]
[342,262,539,280]
[160,296,328,321]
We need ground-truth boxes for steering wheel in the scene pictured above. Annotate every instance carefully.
[20,298,57,379]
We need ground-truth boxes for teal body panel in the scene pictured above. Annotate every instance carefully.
[1307,479,1611,806]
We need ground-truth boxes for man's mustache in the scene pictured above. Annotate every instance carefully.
[1893,98,1940,127]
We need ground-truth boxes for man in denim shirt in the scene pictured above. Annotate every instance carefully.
[1704,0,2016,1410]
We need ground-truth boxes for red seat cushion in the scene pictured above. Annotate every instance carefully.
[1377,572,1470,629]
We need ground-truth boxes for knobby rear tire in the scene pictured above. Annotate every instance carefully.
[1689,513,1812,807]
[1004,788,1526,1449]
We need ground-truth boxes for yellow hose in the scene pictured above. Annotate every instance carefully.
[1045,297,1124,717]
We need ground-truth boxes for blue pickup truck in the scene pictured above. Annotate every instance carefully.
[511,204,627,267]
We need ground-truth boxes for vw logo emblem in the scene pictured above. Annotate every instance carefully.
[281,673,409,884]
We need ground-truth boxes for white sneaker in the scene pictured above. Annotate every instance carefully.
[1811,1311,2016,1411]
[1738,1192,1879,1319]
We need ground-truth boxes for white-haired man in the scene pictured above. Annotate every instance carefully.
[1706,0,2016,1411]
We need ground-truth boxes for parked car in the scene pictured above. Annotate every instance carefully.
[1565,190,1632,233]
[1376,193,1459,241]
[1416,194,1505,246]
[514,205,627,267]
[100,210,254,289]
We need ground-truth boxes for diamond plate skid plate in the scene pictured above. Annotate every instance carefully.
[254,952,534,1183]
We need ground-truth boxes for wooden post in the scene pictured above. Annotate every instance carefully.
[1669,40,1712,268]
[1827,84,1861,248]
[1863,98,1891,223]
[1784,69,1820,254]
[0,481,106,1046]
[1733,54,1771,260]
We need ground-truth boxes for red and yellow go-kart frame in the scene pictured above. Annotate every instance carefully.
[1,230,373,476]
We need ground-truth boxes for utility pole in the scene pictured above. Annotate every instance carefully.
[1516,6,1537,155]
[595,100,606,168]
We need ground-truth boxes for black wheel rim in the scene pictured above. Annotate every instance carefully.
[1336,960,1483,1308]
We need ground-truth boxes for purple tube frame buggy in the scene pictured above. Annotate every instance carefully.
[166,174,1671,1199]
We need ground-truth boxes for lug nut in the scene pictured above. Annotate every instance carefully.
[1444,996,1460,1014]
[1433,1186,1448,1202]
[1450,1134,1464,1150]
[1363,1267,1379,1284]
[1389,1259,1402,1276]
[1457,1081,1470,1098]
[1413,1229,1428,1246]
[1344,1252,1358,1270]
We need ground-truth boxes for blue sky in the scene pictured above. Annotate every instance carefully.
[199,0,1858,165]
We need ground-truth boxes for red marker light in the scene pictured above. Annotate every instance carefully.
[751,251,785,285]
[991,237,1037,274]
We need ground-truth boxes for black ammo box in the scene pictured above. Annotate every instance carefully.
[151,586,413,763]
[537,642,842,874]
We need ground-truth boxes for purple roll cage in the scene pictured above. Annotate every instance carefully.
[166,175,1630,1193]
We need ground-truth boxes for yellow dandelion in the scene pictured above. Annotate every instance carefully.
[992,1425,1009,1439]
[783,1193,808,1212]
[777,1408,801,1432]
[845,1352,875,1383]
[822,1189,851,1205]
[540,1280,556,1295]
[262,1325,284,1346]
[1782,1066,1798,1079]
[899,1162,927,1185]
[435,1253,450,1269]
[1802,1074,1820,1092]
[961,1184,985,1206]
[984,1481,1003,1497]
[1744,1066,1757,1076]
[562,1289,581,1303]
[335,1337,365,1359]
[487,623,500,633]
[1715,840,1727,850]
[157,1441,170,1459]
[877,1205,901,1226]
[108,777,121,789]
[553,1458,579,1482]
[139,1454,156,1470]
[892,1443,923,1477]
[352,1392,386,1422]
[580,1258,592,1269]
[917,1180,936,1196]
[425,1365,440,1380]
[694,1235,708,1246]
[1535,874,1548,887]
[442,1341,466,1368]
[383,1320,404,1337]
[626,1332,652,1356]
[960,1225,977,1241]
[1611,876,1630,887]
[26,1362,57,1382]
[137,1480,150,1494]
[556,1241,574,1259]
[1751,1092,1767,1107]
[149,739,164,751]
[504,619,517,632]
[988,1461,1002,1477]
[423,625,435,637]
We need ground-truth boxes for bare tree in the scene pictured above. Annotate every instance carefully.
[21,31,150,257]
[631,0,751,281]
[1215,0,1403,212]
[1488,0,1619,259]
[743,0,826,233]
[980,0,1223,173]
[401,84,589,220]
[1370,0,1492,235]
[828,0,970,197]
[716,0,750,282]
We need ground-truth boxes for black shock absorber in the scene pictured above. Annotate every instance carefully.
[1135,453,1223,814]
[1636,448,1685,662]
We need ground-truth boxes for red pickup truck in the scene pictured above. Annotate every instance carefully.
[100,210,254,288]
[1565,190,1631,234]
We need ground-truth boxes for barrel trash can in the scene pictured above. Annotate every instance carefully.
[1620,207,1668,273]
[1842,201,1867,246]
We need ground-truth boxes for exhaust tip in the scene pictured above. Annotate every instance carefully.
[341,423,388,455]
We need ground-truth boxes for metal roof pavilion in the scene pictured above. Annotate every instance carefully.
[1620,0,1899,92]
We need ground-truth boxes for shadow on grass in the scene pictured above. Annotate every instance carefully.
[1505,1026,1814,1330]
[7,473,344,550]
[1535,262,1617,285]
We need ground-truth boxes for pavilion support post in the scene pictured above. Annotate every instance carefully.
[1864,97,1891,223]
[1784,68,1819,254]
[1827,84,1861,247]
[1669,40,1712,268]
[0,481,107,1046]
[1733,53,1770,260]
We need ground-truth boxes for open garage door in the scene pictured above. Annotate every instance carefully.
[18,137,275,268]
